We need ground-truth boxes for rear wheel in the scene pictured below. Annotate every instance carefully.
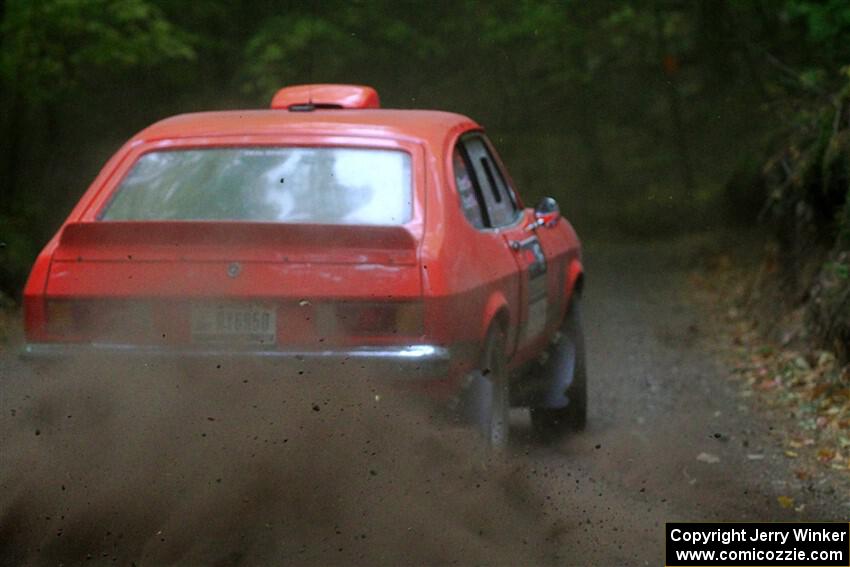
[530,299,587,441]
[465,326,510,449]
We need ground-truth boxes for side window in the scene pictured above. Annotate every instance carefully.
[452,147,487,228]
[462,136,519,227]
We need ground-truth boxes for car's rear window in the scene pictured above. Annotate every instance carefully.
[101,147,412,225]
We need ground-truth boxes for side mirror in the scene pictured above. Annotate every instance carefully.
[530,196,561,230]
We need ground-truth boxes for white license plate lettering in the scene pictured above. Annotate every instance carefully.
[192,305,276,343]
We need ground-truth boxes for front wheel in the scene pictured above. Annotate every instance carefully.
[530,299,587,441]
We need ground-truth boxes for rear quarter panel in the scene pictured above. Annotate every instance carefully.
[419,126,522,377]
[418,127,583,380]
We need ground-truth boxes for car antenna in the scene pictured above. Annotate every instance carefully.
[302,48,314,111]
[308,50,314,105]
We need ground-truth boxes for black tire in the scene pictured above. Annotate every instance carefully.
[465,326,510,449]
[530,299,587,441]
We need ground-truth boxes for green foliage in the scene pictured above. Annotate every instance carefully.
[243,15,358,96]
[0,213,38,295]
[0,0,199,298]
[1,0,196,103]
[839,186,850,248]
[785,0,850,49]
[240,5,442,100]
[829,261,849,280]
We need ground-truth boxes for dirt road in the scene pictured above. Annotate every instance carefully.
[518,240,847,564]
[0,239,845,565]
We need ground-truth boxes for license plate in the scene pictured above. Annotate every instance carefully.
[191,304,276,344]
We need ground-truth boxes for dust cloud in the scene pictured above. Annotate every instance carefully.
[0,358,567,565]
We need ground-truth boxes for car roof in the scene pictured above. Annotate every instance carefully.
[134,109,481,148]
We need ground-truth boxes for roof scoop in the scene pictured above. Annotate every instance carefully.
[270,84,380,111]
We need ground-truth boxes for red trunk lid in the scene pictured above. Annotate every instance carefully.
[42,222,422,346]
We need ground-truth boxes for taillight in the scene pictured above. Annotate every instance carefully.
[23,294,47,342]
[42,299,89,341]
[42,299,153,342]
[334,302,422,336]
[46,300,76,336]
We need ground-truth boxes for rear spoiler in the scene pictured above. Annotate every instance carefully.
[56,221,417,259]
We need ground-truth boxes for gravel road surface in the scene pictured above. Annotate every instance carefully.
[0,240,844,565]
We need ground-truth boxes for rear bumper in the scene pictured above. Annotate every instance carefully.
[21,342,451,380]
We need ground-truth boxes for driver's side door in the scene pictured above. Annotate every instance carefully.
[458,134,550,353]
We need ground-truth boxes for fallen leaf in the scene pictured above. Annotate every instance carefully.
[785,450,799,458]
[777,495,794,509]
[696,452,720,464]
[810,384,830,399]
[817,449,836,463]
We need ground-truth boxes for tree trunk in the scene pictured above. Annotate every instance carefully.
[654,3,695,195]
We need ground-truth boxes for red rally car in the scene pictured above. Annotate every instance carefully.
[22,84,586,447]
